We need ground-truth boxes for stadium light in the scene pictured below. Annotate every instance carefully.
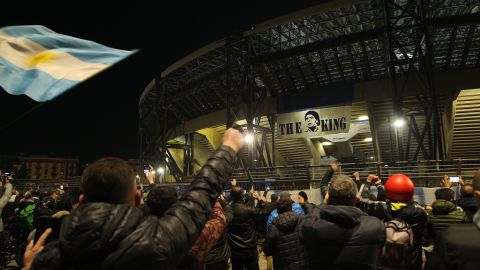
[245,134,254,143]
[363,137,373,142]
[358,115,369,121]
[157,168,164,174]
[393,118,405,127]
[322,141,333,146]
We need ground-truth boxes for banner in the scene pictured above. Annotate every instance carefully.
[321,119,370,142]
[277,105,351,138]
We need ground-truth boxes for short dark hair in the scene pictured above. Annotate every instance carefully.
[231,186,244,202]
[305,110,320,121]
[81,157,135,204]
[328,175,358,206]
[271,193,279,202]
[435,188,455,201]
[460,184,475,198]
[277,198,293,214]
[298,191,308,202]
[147,186,178,217]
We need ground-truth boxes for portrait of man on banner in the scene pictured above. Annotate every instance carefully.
[304,110,320,133]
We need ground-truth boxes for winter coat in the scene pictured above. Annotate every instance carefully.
[357,199,427,270]
[177,202,227,270]
[267,203,304,229]
[264,211,306,270]
[228,200,264,250]
[457,197,478,222]
[300,205,385,270]
[426,200,468,239]
[430,210,480,270]
[31,146,236,270]
[204,200,233,265]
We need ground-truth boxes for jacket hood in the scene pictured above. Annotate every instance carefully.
[322,205,365,227]
[432,200,457,215]
[273,211,300,233]
[58,203,145,265]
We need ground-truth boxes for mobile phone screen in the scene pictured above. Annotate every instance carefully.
[449,176,459,183]
[143,165,150,174]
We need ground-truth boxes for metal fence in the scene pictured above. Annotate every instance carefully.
[231,159,480,190]
[11,177,81,192]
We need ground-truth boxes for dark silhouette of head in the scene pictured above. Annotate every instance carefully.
[81,157,136,205]
[435,188,455,202]
[277,196,293,214]
[327,175,358,206]
[460,184,475,198]
[231,186,244,203]
[147,186,178,217]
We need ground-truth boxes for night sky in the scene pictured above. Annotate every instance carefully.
[0,1,317,162]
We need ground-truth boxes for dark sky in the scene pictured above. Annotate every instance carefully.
[0,1,318,162]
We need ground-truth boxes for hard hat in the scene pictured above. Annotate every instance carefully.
[385,174,415,202]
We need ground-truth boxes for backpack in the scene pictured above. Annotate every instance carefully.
[379,219,414,270]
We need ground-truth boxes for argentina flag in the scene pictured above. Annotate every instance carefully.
[0,25,136,101]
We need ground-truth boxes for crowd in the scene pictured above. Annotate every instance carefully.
[0,128,479,270]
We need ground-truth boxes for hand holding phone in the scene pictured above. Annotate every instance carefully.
[449,176,459,183]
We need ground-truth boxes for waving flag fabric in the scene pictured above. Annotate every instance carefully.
[0,25,135,101]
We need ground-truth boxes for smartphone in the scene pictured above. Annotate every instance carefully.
[143,165,150,174]
[449,176,459,183]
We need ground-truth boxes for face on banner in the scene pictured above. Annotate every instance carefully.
[277,105,352,138]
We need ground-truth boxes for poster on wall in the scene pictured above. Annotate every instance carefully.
[277,105,352,139]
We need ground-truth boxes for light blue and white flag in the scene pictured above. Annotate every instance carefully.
[0,25,136,101]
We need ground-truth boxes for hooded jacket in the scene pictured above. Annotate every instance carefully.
[300,205,386,270]
[31,146,236,270]
[430,210,480,270]
[457,197,478,221]
[264,211,306,270]
[426,199,468,239]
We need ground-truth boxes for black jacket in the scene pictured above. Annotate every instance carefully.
[32,146,237,270]
[430,210,480,270]
[357,199,427,270]
[228,200,263,250]
[457,197,478,222]
[204,200,233,265]
[264,211,306,270]
[300,205,386,270]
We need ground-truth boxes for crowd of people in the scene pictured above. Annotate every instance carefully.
[0,128,479,270]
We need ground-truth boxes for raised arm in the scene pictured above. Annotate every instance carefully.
[0,181,13,209]
[320,163,338,197]
[152,128,243,266]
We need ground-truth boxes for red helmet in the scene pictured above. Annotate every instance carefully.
[385,174,415,202]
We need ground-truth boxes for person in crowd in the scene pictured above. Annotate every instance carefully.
[426,188,468,236]
[423,188,468,269]
[267,192,304,229]
[205,193,234,270]
[145,184,227,270]
[354,173,427,270]
[254,191,278,270]
[228,185,266,270]
[457,183,478,221]
[25,128,244,270]
[430,169,480,270]
[297,191,315,214]
[264,193,306,270]
[0,176,13,234]
[302,174,385,269]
